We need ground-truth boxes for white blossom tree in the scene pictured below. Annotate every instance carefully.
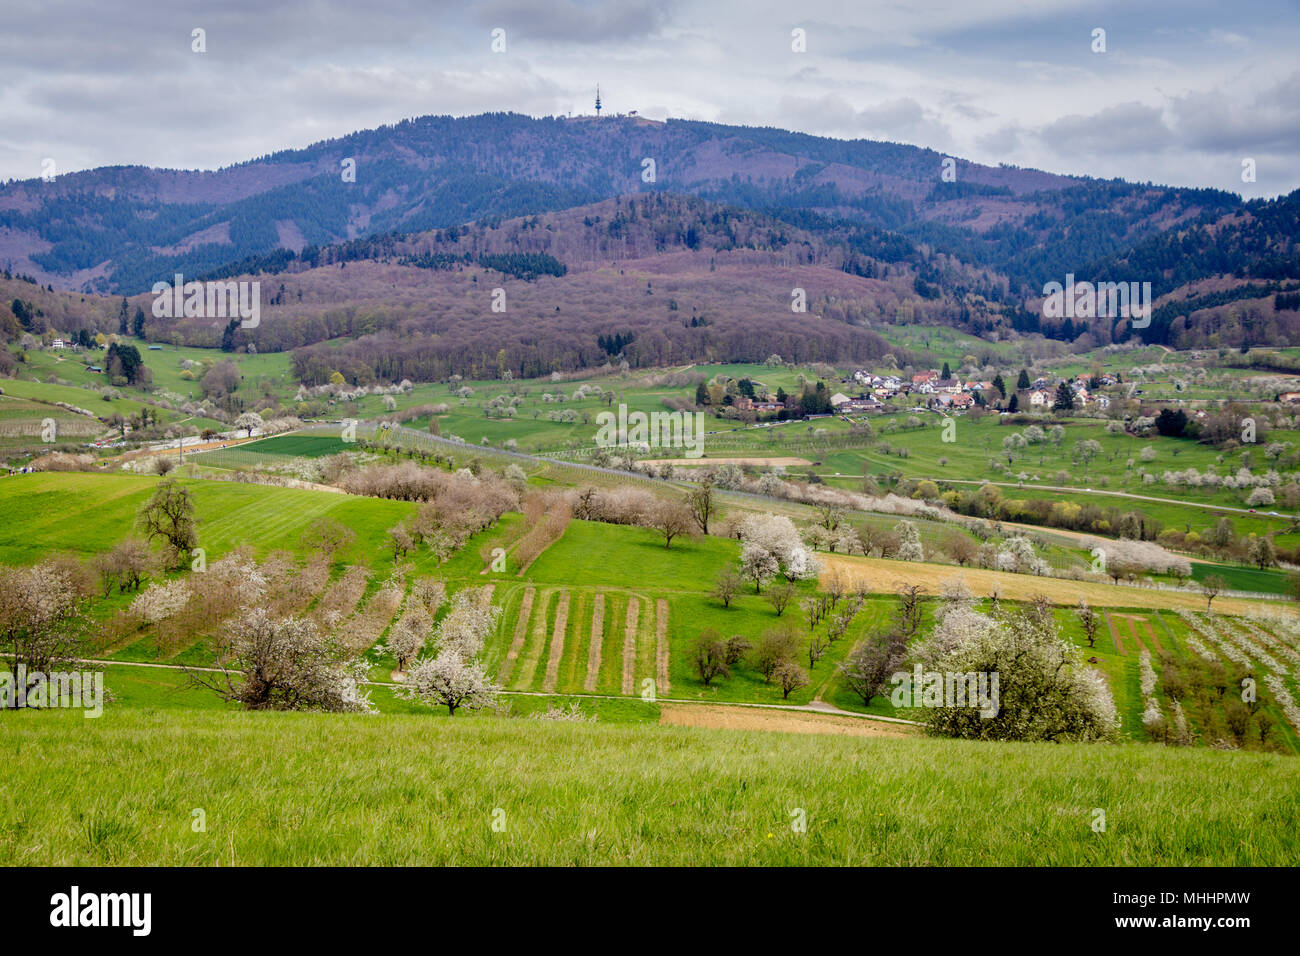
[0,561,86,707]
[386,602,431,673]
[916,602,1119,742]
[895,520,924,562]
[737,514,819,583]
[401,652,497,716]
[234,411,264,437]
[130,578,191,624]
[434,588,500,658]
[399,587,501,715]
[193,608,373,712]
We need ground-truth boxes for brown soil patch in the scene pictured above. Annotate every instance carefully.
[542,591,570,693]
[497,586,535,687]
[584,592,605,693]
[1104,612,1126,655]
[622,596,639,696]
[659,703,918,739]
[655,597,671,694]
[514,589,552,689]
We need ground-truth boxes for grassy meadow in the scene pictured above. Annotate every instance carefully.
[3,708,1298,866]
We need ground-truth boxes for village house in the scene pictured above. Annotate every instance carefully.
[934,393,975,411]
[840,397,883,413]
[1028,389,1054,407]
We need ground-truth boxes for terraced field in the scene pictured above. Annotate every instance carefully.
[487,583,667,697]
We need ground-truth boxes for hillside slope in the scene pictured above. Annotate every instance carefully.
[6,708,1297,865]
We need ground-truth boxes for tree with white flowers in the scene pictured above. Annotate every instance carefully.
[193,608,373,712]
[0,561,87,708]
[917,601,1119,741]
[399,587,501,715]
[995,535,1049,575]
[130,578,191,624]
[234,411,263,437]
[433,588,500,658]
[402,652,497,716]
[895,520,924,562]
[737,514,819,584]
[387,602,431,673]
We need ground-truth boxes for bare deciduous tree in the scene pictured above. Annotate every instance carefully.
[749,625,799,684]
[301,518,356,562]
[1076,599,1100,648]
[137,478,198,568]
[773,658,809,699]
[724,634,752,666]
[765,580,796,617]
[1201,574,1226,611]
[712,568,743,608]
[389,523,414,561]
[808,633,830,669]
[691,628,731,686]
[838,630,906,706]
[687,479,717,536]
[648,500,696,549]
[895,584,926,640]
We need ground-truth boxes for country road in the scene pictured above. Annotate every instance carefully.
[819,473,1299,522]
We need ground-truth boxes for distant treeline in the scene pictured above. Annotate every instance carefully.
[289,318,903,385]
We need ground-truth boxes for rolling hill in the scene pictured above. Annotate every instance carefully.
[2,112,1299,370]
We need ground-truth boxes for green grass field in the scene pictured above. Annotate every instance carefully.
[0,471,415,572]
[4,708,1297,865]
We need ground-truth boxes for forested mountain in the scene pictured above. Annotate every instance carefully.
[1,111,1298,369]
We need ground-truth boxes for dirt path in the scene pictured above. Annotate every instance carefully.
[584,593,605,693]
[659,703,917,739]
[642,456,813,467]
[497,586,535,686]
[1104,611,1126,655]
[542,591,570,693]
[655,598,671,695]
[815,637,859,703]
[65,656,931,735]
[514,589,552,689]
[1117,614,1148,655]
[1136,616,1162,654]
[622,595,639,696]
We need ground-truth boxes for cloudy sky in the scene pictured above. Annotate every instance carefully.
[3,0,1298,197]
